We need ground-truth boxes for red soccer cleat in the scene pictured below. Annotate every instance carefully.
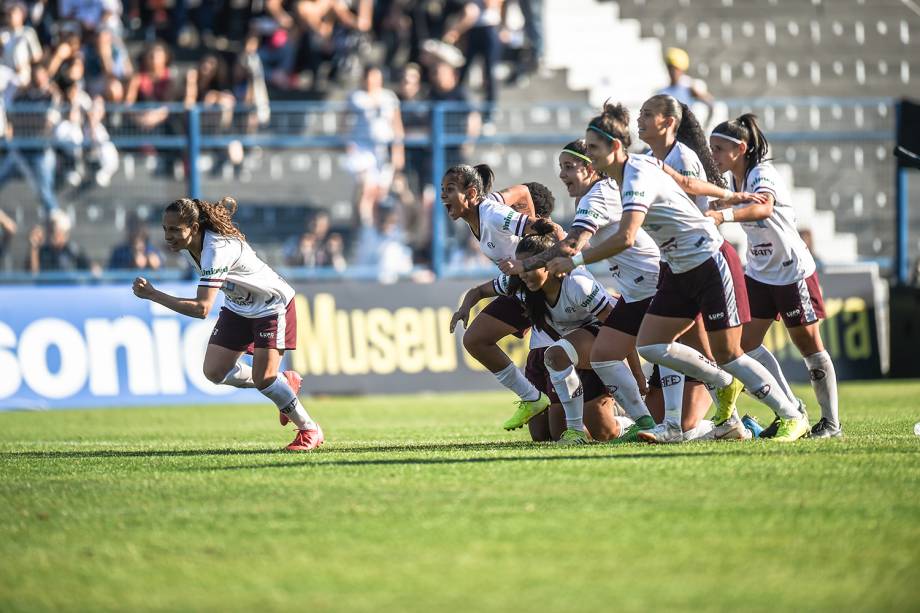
[285,424,324,452]
[279,370,303,426]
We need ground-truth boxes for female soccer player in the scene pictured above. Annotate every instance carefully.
[132,197,324,451]
[443,164,562,429]
[634,94,727,441]
[454,232,635,444]
[707,114,841,438]
[548,102,811,442]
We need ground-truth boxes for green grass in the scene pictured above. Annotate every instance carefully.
[1,381,920,612]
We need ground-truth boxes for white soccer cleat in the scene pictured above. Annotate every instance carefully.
[637,422,684,444]
[711,414,747,440]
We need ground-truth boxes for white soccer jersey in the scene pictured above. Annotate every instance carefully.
[575,177,661,302]
[621,154,723,274]
[661,142,710,213]
[183,230,295,318]
[474,193,529,265]
[729,163,816,285]
[494,267,612,338]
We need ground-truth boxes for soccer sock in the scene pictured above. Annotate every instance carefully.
[547,364,584,431]
[590,359,651,421]
[658,366,685,428]
[613,415,635,438]
[220,362,255,389]
[637,343,733,388]
[495,363,541,402]
[804,351,840,427]
[720,354,800,419]
[682,419,715,441]
[746,345,795,403]
[260,376,316,430]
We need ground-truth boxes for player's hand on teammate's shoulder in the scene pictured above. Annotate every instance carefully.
[547,256,574,277]
[498,258,524,276]
[132,276,154,299]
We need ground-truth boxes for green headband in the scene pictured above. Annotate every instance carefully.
[588,125,617,141]
[561,149,593,165]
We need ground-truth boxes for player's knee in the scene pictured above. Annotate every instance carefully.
[251,371,275,390]
[462,328,490,355]
[203,363,229,384]
[544,346,571,371]
[637,343,669,364]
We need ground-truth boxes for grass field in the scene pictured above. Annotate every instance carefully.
[2,381,919,612]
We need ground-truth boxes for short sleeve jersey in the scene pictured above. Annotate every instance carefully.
[729,163,816,285]
[475,193,529,265]
[662,142,710,213]
[494,267,612,338]
[575,177,661,302]
[621,154,723,274]
[183,230,295,318]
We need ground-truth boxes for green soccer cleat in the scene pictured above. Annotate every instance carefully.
[713,377,745,424]
[772,415,810,442]
[557,428,589,445]
[502,393,551,431]
[609,415,656,444]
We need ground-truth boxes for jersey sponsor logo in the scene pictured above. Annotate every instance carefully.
[660,237,678,252]
[623,190,645,199]
[579,285,601,308]
[502,211,515,231]
[750,242,773,257]
[679,169,700,178]
[751,176,775,187]
[610,264,620,277]
[694,236,711,248]
[564,306,577,313]
[576,208,603,220]
[201,266,229,277]
[782,259,794,267]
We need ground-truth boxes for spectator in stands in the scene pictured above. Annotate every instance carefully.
[250,0,297,89]
[445,0,502,124]
[59,0,122,32]
[53,74,118,187]
[125,41,178,133]
[0,61,60,213]
[234,33,272,127]
[46,24,83,82]
[353,205,413,283]
[658,47,714,128]
[397,62,429,194]
[1,1,43,83]
[108,212,162,270]
[26,210,95,273]
[0,208,17,270]
[185,53,243,173]
[83,20,133,96]
[292,0,373,91]
[345,64,405,226]
[282,210,346,270]
[426,59,480,167]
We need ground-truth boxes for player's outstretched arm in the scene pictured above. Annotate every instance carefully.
[133,277,220,319]
[660,162,768,205]
[450,281,498,333]
[706,193,775,225]
[499,226,592,276]
[547,210,646,277]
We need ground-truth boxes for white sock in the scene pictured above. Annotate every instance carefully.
[260,376,316,430]
[682,419,715,441]
[590,359,651,420]
[721,354,800,419]
[495,363,540,402]
[658,366,685,428]
[220,362,255,389]
[746,345,795,403]
[547,364,584,431]
[613,415,635,437]
[638,343,733,388]
[804,351,839,426]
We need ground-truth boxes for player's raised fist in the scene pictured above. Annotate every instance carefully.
[133,277,154,299]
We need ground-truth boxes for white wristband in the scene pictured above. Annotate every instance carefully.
[721,208,735,222]
[571,252,585,267]
[722,188,733,200]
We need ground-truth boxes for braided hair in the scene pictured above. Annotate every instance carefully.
[644,94,727,188]
[712,113,771,171]
[166,196,246,241]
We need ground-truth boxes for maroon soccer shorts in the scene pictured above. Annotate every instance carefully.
[209,300,297,354]
[745,271,826,327]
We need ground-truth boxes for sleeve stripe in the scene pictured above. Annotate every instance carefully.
[590,299,609,314]
[623,202,650,211]
[492,278,503,295]
[490,191,505,204]
[754,187,779,198]
[514,215,528,237]
[199,282,223,289]
[571,220,598,232]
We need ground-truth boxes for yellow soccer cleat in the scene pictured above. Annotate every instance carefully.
[713,377,745,424]
[502,394,551,431]
[772,415,810,442]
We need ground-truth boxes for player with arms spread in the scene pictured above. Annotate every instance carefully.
[132,197,324,451]
[708,114,841,438]
[548,103,811,443]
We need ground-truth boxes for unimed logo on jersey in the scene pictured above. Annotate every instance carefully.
[201,266,229,277]
[751,175,775,188]
[623,190,645,199]
[576,208,603,219]
[502,211,515,231]
[579,285,600,309]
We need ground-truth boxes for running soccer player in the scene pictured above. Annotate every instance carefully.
[498,139,664,442]
[634,94,730,442]
[548,102,811,442]
[132,197,324,451]
[708,114,841,438]
[443,164,561,428]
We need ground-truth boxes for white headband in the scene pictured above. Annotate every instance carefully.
[712,132,744,145]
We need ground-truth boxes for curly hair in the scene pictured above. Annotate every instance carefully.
[523,181,555,218]
[165,196,246,241]
[644,94,727,188]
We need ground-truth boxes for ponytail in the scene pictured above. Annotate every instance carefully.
[474,164,494,194]
[442,164,493,202]
[712,113,771,171]
[166,196,246,241]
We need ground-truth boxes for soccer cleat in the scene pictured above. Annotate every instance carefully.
[741,414,765,438]
[760,400,806,438]
[772,415,809,442]
[285,424,325,451]
[713,377,745,424]
[557,428,589,445]
[609,415,656,443]
[810,417,843,438]
[638,422,683,444]
[502,394,551,431]
[712,414,747,439]
[279,370,303,426]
